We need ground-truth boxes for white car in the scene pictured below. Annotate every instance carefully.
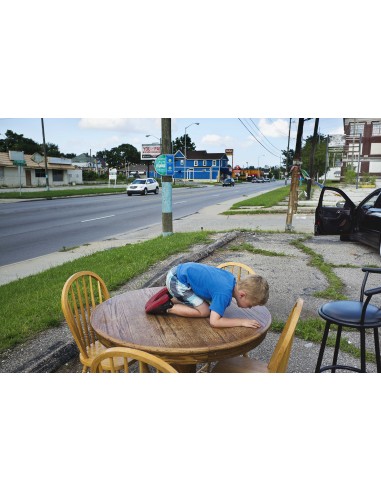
[127,178,159,196]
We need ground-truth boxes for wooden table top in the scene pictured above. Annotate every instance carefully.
[90,287,272,366]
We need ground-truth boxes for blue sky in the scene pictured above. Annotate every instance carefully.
[0,117,344,168]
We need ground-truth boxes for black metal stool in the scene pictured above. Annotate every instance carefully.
[315,267,381,373]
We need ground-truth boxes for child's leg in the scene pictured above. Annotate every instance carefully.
[168,300,210,318]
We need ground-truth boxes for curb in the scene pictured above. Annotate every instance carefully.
[0,231,240,373]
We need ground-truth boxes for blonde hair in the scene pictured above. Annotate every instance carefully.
[237,275,269,306]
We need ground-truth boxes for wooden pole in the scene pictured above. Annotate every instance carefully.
[285,118,304,231]
[161,118,173,236]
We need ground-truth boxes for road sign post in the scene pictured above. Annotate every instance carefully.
[154,154,174,237]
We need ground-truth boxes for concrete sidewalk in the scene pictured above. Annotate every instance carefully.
[1,182,380,373]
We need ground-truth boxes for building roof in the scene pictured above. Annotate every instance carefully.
[0,152,75,170]
[186,150,228,160]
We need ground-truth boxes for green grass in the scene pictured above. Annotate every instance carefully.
[0,188,127,199]
[0,231,211,353]
[228,186,290,210]
[229,243,288,257]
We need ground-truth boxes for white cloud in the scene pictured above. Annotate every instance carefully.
[258,118,290,138]
[201,133,233,147]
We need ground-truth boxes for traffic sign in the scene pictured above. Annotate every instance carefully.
[13,160,26,166]
[154,154,174,176]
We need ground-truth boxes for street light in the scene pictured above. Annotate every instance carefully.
[184,122,200,172]
[257,154,265,171]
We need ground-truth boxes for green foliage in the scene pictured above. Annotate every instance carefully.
[172,135,196,154]
[344,167,357,184]
[97,143,141,170]
[0,231,212,352]
[301,133,328,178]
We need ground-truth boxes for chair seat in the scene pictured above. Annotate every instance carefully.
[80,341,125,371]
[319,301,381,328]
[212,356,269,373]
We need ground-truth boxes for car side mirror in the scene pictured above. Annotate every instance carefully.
[336,201,345,208]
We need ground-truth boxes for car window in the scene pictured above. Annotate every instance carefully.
[133,179,145,184]
[321,189,349,207]
[362,191,381,209]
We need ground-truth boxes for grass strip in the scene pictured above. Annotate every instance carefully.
[229,186,290,210]
[0,188,127,199]
[0,231,211,352]
[229,243,288,257]
[290,237,346,300]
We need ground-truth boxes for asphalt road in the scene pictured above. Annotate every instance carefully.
[0,181,283,266]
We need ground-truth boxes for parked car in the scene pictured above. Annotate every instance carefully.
[222,178,235,187]
[315,186,381,255]
[264,177,270,182]
[256,177,264,183]
[127,178,159,196]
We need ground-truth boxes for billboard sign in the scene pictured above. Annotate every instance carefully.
[329,134,345,148]
[142,144,161,160]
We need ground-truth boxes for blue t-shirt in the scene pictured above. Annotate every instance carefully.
[176,262,236,317]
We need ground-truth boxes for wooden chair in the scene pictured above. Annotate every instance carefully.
[217,261,255,280]
[61,271,124,373]
[90,347,178,373]
[197,261,256,373]
[211,298,304,373]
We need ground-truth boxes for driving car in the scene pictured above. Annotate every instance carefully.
[315,186,381,255]
[222,178,235,187]
[127,178,159,196]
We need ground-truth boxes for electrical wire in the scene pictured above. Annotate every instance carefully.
[249,119,283,152]
[238,118,280,158]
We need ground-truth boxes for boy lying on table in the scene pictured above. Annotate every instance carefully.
[145,262,269,329]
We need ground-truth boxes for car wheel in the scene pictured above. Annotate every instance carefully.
[154,187,159,194]
[141,188,148,195]
[340,235,351,242]
[127,192,132,196]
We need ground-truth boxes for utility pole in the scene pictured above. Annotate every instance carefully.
[285,118,304,231]
[306,118,319,199]
[161,118,173,236]
[41,118,50,191]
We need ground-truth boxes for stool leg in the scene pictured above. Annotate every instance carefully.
[315,321,331,373]
[331,325,342,373]
[373,327,381,373]
[360,329,366,373]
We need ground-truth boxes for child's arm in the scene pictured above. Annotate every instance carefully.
[209,310,261,329]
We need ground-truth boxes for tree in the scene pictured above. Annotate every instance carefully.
[101,143,140,169]
[172,135,196,154]
[301,133,328,178]
[0,129,63,157]
[0,130,41,154]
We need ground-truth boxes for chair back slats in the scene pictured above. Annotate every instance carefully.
[90,348,178,373]
[61,271,110,358]
[267,298,304,372]
[217,261,255,281]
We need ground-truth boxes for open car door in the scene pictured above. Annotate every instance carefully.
[315,186,355,236]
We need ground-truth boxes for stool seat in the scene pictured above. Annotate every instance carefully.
[319,301,381,328]
[316,267,381,373]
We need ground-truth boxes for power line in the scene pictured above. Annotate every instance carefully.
[249,119,283,152]
[238,118,280,158]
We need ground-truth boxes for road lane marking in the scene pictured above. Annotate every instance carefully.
[173,201,187,204]
[81,215,115,222]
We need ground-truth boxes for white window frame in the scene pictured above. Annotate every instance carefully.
[372,122,381,135]
[194,161,198,167]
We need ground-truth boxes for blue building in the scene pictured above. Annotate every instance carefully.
[150,150,231,181]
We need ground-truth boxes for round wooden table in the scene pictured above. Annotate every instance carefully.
[90,287,272,371]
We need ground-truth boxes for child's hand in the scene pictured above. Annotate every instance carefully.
[241,319,261,329]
